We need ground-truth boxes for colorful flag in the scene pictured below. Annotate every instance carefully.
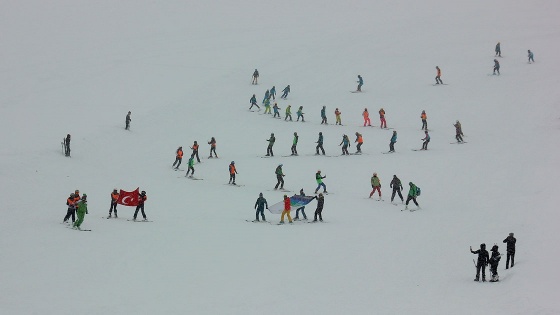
[268,195,315,214]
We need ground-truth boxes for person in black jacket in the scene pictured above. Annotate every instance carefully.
[125,111,132,130]
[489,245,502,282]
[390,175,404,203]
[503,233,516,269]
[312,193,325,222]
[64,134,71,157]
[470,243,489,282]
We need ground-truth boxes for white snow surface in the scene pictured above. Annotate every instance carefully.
[1,0,560,314]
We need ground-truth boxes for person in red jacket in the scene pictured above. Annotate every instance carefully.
[379,108,387,129]
[133,191,148,221]
[363,108,371,126]
[108,189,119,218]
[172,147,183,169]
[279,195,293,224]
[63,193,76,223]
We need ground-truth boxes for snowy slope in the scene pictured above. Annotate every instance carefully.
[1,0,560,314]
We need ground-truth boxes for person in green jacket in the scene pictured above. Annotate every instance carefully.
[263,97,271,114]
[291,132,299,156]
[314,170,327,194]
[285,105,292,121]
[405,182,420,210]
[73,194,88,230]
[369,173,382,200]
[254,193,268,222]
[185,156,195,177]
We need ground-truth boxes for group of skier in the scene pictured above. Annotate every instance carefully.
[470,233,516,283]
[254,190,326,224]
[171,138,219,178]
[368,174,421,210]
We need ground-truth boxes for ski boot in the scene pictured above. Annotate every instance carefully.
[474,276,479,282]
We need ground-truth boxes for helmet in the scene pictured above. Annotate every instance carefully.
[480,243,486,249]
[82,194,87,198]
[317,170,321,173]
[259,192,263,197]
[231,161,235,164]
[491,245,499,251]
[141,191,146,195]
[373,172,377,176]
[319,132,322,135]
[279,164,283,167]
[70,193,75,198]
[75,190,79,194]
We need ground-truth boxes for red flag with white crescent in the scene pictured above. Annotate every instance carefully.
[117,188,140,206]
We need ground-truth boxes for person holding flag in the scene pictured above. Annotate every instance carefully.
[108,189,119,218]
[279,195,293,224]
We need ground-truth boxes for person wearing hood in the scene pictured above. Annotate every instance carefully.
[470,243,490,282]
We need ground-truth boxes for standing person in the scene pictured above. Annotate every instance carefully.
[312,193,325,222]
[435,66,443,84]
[369,173,382,200]
[291,132,299,156]
[421,110,428,130]
[185,156,195,177]
[73,194,88,230]
[279,195,293,224]
[493,59,500,75]
[266,133,275,156]
[125,111,132,130]
[274,164,285,190]
[363,108,371,126]
[270,86,276,100]
[296,106,305,122]
[320,106,327,124]
[314,170,327,194]
[339,134,350,155]
[108,189,119,218]
[249,94,260,110]
[379,108,387,128]
[489,245,502,282]
[63,193,76,223]
[263,97,272,114]
[254,193,268,222]
[454,121,464,143]
[133,191,148,221]
[281,85,291,99]
[356,75,363,92]
[252,69,259,85]
[503,233,516,269]
[390,175,404,204]
[528,50,534,63]
[335,108,342,125]
[172,146,183,169]
[294,189,308,221]
[273,103,281,118]
[421,131,430,150]
[389,130,397,152]
[355,132,363,153]
[404,182,420,210]
[470,244,490,282]
[190,141,200,163]
[495,42,501,57]
[315,132,325,155]
[208,137,218,158]
[64,134,71,157]
[228,161,238,185]
[262,89,270,104]
[285,105,292,121]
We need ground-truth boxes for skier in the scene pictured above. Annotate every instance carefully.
[63,193,76,223]
[363,108,371,126]
[73,190,81,205]
[228,161,238,185]
[470,243,490,282]
[528,50,534,63]
[454,121,464,143]
[390,175,404,204]
[296,106,305,122]
[64,134,71,157]
[320,106,327,124]
[335,108,342,125]
[389,130,397,152]
[263,97,272,114]
[356,75,363,92]
[73,194,88,230]
[493,59,500,75]
[421,131,430,150]
[262,89,270,104]
[285,105,292,121]
[291,132,299,156]
[294,189,307,221]
[185,156,195,177]
[435,66,443,84]
[249,94,260,110]
[404,182,420,210]
[339,134,350,155]
[208,137,218,158]
[280,85,290,99]
[125,111,132,130]
[172,146,183,169]
[190,141,200,163]
[369,173,382,200]
[279,195,293,224]
[355,132,363,153]
[315,132,325,155]
[252,69,259,85]
[312,193,325,222]
[503,232,516,269]
[133,191,148,221]
[379,108,387,128]
[270,86,276,100]
[489,245,502,282]
[274,164,285,190]
[266,133,275,156]
[254,193,268,222]
[273,103,281,118]
[495,42,501,57]
[108,189,119,218]
[314,170,327,194]
[421,110,427,130]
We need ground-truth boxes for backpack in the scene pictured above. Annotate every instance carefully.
[416,186,421,197]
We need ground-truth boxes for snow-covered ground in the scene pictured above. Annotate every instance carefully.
[1,0,560,314]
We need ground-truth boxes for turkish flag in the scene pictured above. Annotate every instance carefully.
[117,188,140,206]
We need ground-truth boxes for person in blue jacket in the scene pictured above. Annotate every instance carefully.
[389,130,397,152]
[294,189,308,220]
[356,75,363,91]
[270,86,276,100]
[273,103,281,118]
[254,193,268,222]
[493,59,500,75]
[421,131,430,150]
[316,132,325,155]
[339,134,350,155]
[528,50,534,63]
[495,42,501,57]
[262,89,270,104]
[320,106,327,124]
[281,85,291,99]
[249,94,260,110]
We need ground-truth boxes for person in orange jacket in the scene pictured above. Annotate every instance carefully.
[63,193,76,223]
[208,137,218,158]
[73,190,81,204]
[363,108,371,126]
[229,161,238,185]
[280,195,293,224]
[435,66,443,84]
[355,132,363,153]
[421,110,428,130]
[172,146,183,169]
[379,108,387,129]
[190,141,200,163]
[108,189,119,218]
